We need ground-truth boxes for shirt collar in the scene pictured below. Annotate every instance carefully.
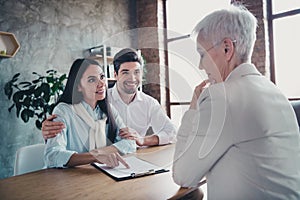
[81,100,94,112]
[111,84,143,103]
[80,100,104,120]
[225,63,261,82]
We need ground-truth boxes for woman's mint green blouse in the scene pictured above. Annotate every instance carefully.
[45,101,136,168]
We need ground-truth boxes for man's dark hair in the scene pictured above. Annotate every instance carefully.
[113,48,143,74]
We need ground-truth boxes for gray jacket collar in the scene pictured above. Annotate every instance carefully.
[225,63,261,82]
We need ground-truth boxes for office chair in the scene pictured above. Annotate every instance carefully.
[291,100,300,129]
[14,143,45,176]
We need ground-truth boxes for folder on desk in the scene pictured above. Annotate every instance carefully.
[92,156,169,181]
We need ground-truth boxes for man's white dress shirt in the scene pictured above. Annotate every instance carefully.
[107,86,176,145]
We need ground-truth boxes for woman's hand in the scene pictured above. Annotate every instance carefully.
[41,114,65,139]
[190,80,209,110]
[119,127,145,146]
[90,146,129,168]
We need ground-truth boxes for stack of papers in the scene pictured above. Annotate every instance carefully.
[92,156,169,181]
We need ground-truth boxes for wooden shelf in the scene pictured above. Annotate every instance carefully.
[89,54,115,80]
[0,31,20,58]
[89,55,113,65]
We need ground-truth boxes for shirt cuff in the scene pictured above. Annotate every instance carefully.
[46,150,76,168]
[113,137,137,154]
[156,132,175,145]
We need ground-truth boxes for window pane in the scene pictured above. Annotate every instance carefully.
[273,15,300,98]
[167,0,230,35]
[167,0,229,103]
[272,0,300,14]
[168,37,206,102]
[170,105,190,128]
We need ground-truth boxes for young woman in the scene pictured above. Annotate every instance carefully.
[44,58,136,168]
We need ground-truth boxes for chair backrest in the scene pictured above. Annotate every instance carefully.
[14,143,45,176]
[290,100,300,129]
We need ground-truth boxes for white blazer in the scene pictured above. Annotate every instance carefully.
[173,63,300,200]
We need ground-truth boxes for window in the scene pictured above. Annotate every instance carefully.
[166,0,230,127]
[268,0,300,99]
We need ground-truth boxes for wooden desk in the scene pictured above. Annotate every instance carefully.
[0,144,204,200]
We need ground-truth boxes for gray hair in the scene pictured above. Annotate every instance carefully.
[192,4,257,62]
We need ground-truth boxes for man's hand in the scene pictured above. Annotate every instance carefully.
[190,80,209,110]
[41,114,65,140]
[90,146,130,168]
[119,127,145,146]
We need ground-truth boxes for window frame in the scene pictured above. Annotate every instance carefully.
[267,0,300,100]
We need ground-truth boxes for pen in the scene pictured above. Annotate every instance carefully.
[131,169,155,178]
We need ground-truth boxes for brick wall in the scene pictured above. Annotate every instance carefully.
[233,0,268,76]
[136,0,169,112]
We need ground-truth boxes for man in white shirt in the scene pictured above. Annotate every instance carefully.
[42,48,176,147]
[108,48,176,146]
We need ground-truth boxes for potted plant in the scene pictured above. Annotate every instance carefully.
[4,69,67,129]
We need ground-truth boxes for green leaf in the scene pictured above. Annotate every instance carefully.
[19,82,32,88]
[37,112,44,118]
[41,83,51,92]
[46,69,55,73]
[15,103,21,118]
[32,79,40,84]
[21,109,34,122]
[40,83,51,102]
[32,98,42,108]
[59,74,67,82]
[52,82,59,92]
[28,109,34,117]
[8,104,15,112]
[12,91,24,103]
[44,92,50,103]
[4,81,13,99]
[35,120,42,130]
[12,73,20,82]
[34,86,42,97]
[46,76,54,83]
[21,109,29,123]
[32,72,41,77]
[23,87,35,96]
[23,96,31,107]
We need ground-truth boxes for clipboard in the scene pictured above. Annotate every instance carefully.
[91,156,169,181]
